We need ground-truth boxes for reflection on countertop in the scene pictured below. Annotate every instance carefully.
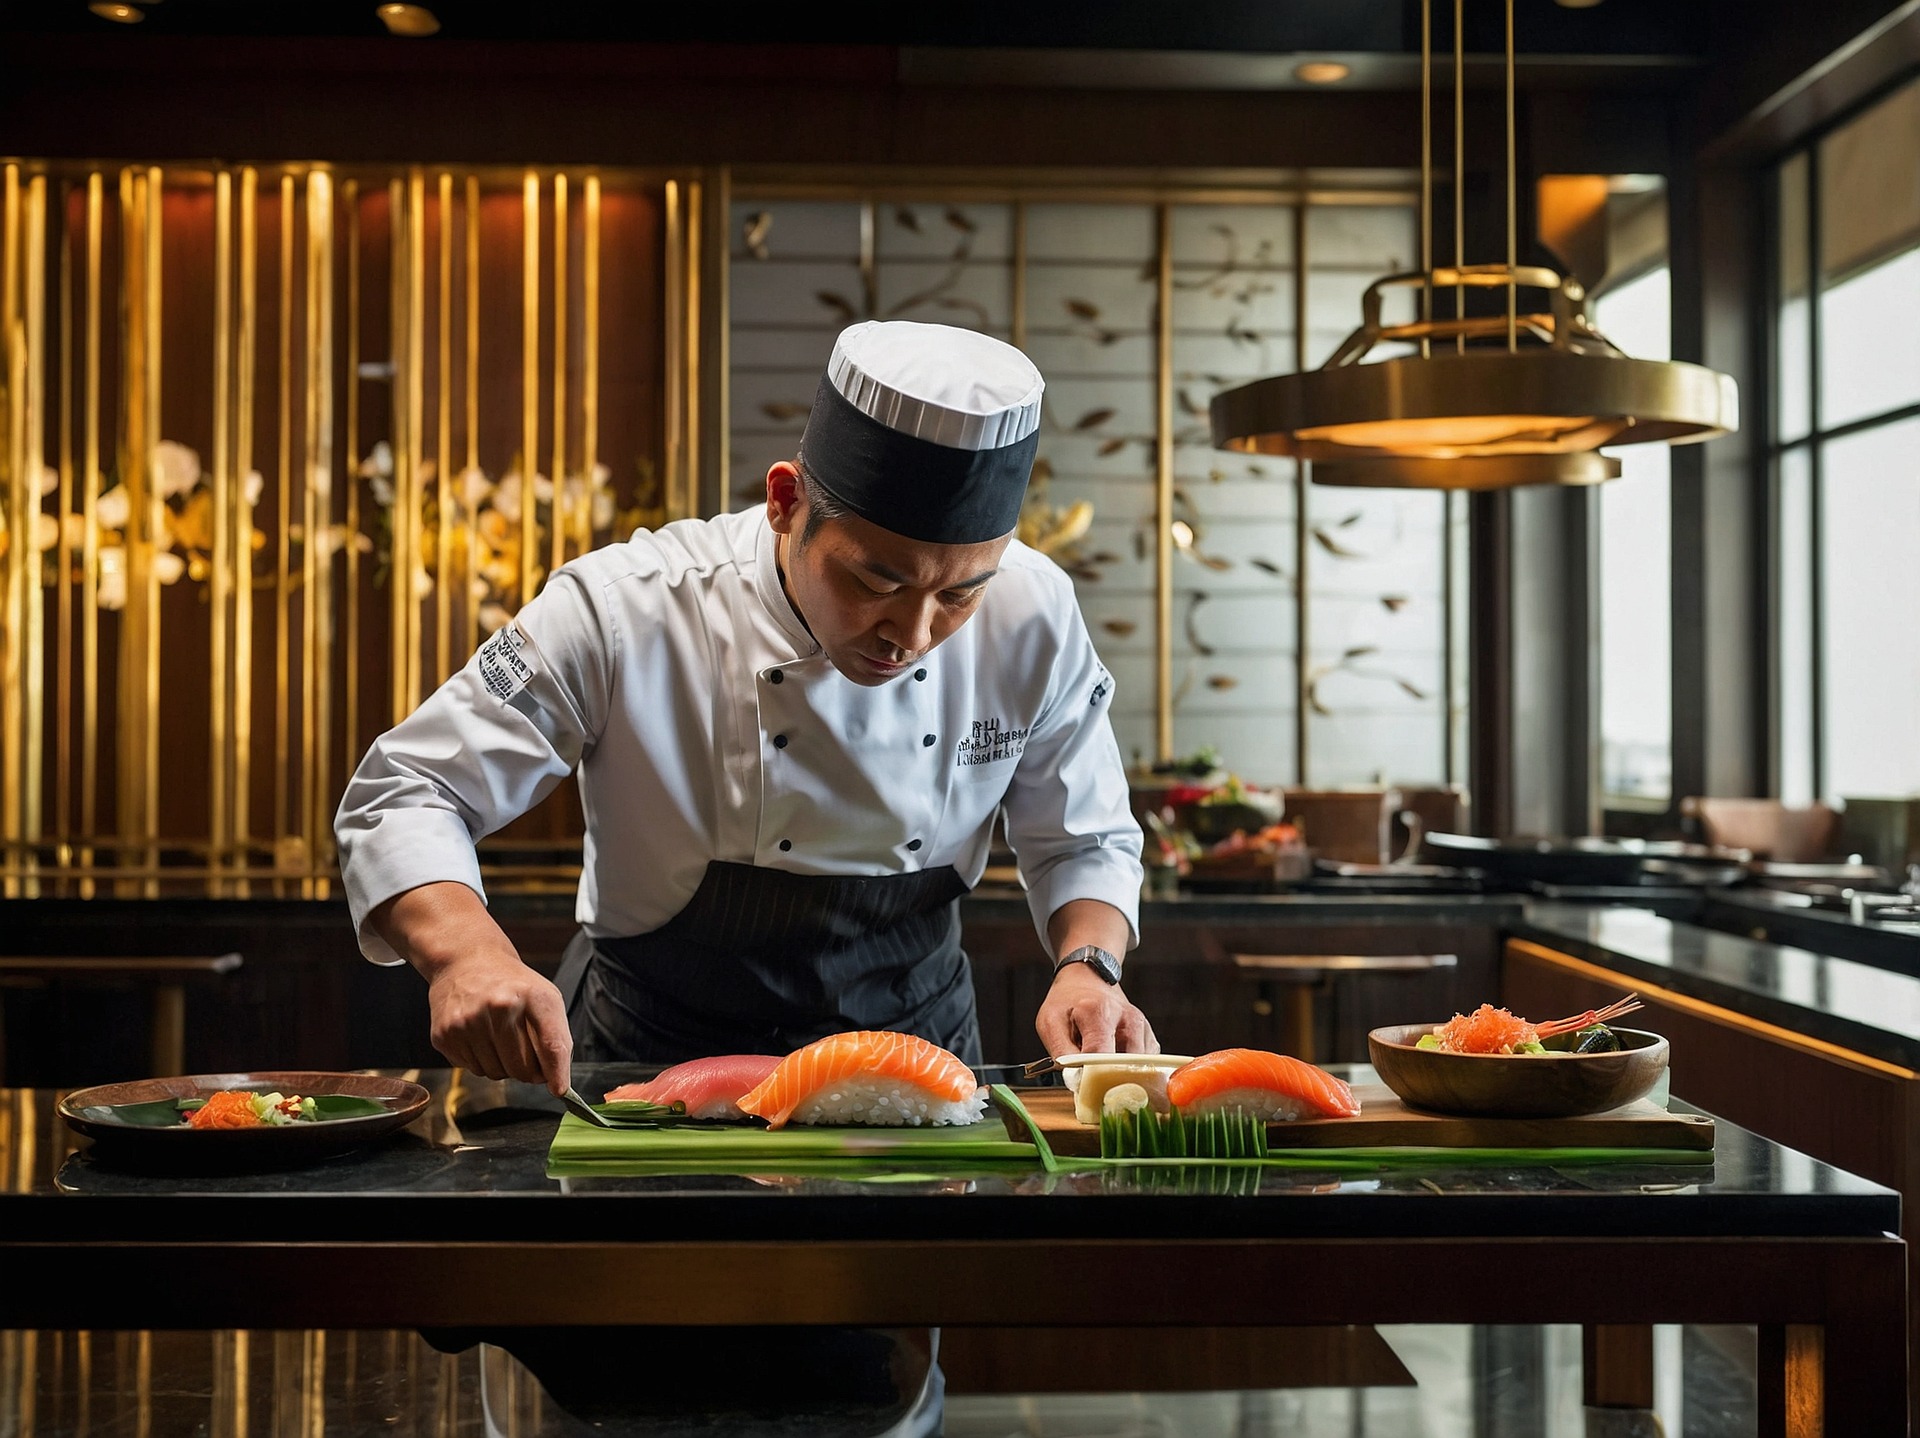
[1516,901,1920,1071]
[0,1066,1894,1247]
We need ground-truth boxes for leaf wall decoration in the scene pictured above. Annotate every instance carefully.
[945,207,976,233]
[1343,644,1379,660]
[1311,526,1364,559]
[1096,438,1128,457]
[1090,551,1121,565]
[1183,591,1215,656]
[895,206,922,232]
[1250,557,1285,577]
[1381,594,1410,612]
[1065,299,1102,321]
[1102,618,1139,638]
[1397,678,1429,700]
[760,402,810,422]
[742,211,773,261]
[1337,510,1364,528]
[1074,408,1116,431]
[816,291,858,321]
[1177,388,1204,416]
[1206,675,1239,691]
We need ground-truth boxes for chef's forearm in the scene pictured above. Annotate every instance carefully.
[371,881,515,981]
[1045,898,1132,965]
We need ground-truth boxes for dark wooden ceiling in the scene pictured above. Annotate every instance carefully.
[3,0,1708,61]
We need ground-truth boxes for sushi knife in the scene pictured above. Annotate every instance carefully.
[560,1086,617,1128]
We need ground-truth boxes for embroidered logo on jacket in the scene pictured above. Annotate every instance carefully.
[1090,665,1112,708]
[477,624,536,702]
[956,716,1029,767]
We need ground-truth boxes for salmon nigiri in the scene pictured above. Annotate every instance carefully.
[1167,1048,1361,1122]
[603,1055,782,1120]
[736,1030,985,1130]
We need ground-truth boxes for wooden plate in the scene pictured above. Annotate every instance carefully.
[1366,1025,1669,1119]
[59,1071,430,1167]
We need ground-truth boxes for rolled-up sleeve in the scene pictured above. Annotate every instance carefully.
[1000,595,1143,956]
[335,571,613,964]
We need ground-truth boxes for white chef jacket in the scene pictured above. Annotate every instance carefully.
[336,507,1143,967]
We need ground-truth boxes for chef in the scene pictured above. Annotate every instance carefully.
[336,319,1153,1097]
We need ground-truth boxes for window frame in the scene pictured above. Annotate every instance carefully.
[1768,70,1920,803]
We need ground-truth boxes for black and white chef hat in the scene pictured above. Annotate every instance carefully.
[798,320,1044,545]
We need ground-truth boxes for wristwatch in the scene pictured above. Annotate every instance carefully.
[1052,944,1123,985]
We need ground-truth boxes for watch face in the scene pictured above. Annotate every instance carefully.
[1083,948,1122,984]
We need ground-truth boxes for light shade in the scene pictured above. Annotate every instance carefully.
[1211,349,1738,464]
[1311,451,1622,490]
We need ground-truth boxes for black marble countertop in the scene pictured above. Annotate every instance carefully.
[0,1066,1894,1245]
[0,889,1531,928]
[965,886,1528,923]
[1515,901,1920,1072]
[1703,888,1920,974]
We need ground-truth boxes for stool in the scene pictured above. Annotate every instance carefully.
[1228,952,1457,1063]
[0,953,244,1080]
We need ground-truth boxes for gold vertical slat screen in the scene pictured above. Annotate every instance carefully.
[0,162,685,897]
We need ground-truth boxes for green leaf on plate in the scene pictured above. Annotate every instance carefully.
[307,1095,394,1120]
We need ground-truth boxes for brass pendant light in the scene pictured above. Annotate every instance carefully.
[1209,0,1738,488]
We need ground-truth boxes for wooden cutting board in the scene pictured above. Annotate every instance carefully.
[1002,1083,1715,1158]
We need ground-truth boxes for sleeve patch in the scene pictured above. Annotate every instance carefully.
[1089,664,1113,708]
[477,624,537,703]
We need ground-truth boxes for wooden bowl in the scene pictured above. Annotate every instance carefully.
[1366,1025,1669,1119]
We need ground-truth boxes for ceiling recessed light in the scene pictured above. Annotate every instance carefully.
[89,2,144,22]
[376,3,440,36]
[1294,61,1351,85]
[1555,0,1605,7]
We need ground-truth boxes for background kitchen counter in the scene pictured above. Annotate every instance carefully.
[11,889,1920,1086]
[0,892,1520,1084]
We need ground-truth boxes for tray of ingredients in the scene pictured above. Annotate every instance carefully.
[547,1033,1039,1173]
[548,995,1707,1174]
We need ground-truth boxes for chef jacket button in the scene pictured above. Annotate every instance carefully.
[922,734,935,747]
[779,839,792,852]
[768,669,784,684]
[907,839,922,852]
[773,733,788,749]
[914,668,927,681]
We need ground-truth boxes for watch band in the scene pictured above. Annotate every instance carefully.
[1052,944,1123,984]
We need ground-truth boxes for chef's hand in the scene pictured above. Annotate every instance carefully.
[1036,963,1158,1056]
[371,881,574,1097]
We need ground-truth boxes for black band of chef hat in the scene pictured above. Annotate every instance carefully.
[797,320,1044,545]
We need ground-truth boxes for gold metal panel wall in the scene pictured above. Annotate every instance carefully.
[0,162,684,894]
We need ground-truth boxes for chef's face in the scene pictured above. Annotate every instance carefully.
[766,461,1013,686]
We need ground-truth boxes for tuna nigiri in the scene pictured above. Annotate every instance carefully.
[603,1055,782,1120]
[735,1030,985,1130]
[1167,1048,1361,1122]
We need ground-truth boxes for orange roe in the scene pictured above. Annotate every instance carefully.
[185,1090,263,1130]
[1431,1003,1540,1055]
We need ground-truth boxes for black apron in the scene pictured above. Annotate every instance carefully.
[558,859,982,1066]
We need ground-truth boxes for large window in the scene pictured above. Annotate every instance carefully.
[727,188,1465,790]
[1596,262,1672,804]
[1774,77,1920,803]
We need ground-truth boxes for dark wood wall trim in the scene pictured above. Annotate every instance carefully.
[1667,157,1769,802]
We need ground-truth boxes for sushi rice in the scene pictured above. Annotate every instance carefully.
[784,1079,988,1128]
[1176,1086,1318,1123]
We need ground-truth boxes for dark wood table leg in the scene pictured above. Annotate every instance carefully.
[1583,1324,1655,1410]
[1756,1325,1823,1438]
[1761,1239,1910,1437]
